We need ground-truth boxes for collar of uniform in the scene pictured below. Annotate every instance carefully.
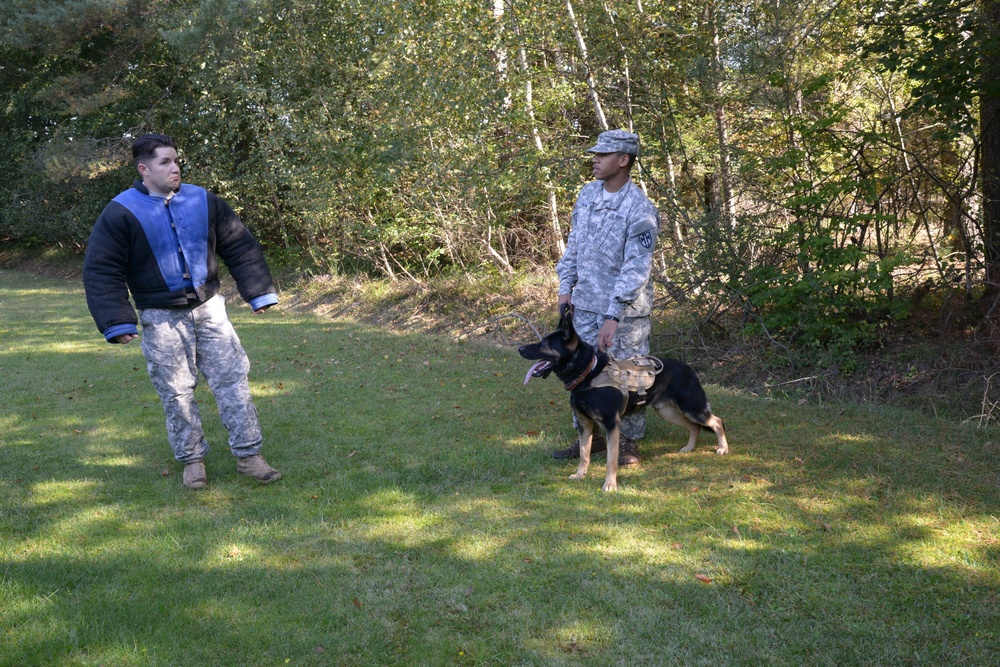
[592,180,631,210]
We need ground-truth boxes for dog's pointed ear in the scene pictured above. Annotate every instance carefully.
[559,311,578,349]
[557,307,573,339]
[557,303,571,331]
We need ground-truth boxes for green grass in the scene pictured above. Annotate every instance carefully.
[1,268,998,666]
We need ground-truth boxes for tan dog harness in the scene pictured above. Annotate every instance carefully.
[587,355,664,406]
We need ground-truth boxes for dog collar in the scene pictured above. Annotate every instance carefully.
[564,355,597,391]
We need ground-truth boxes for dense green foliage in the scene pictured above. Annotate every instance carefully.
[0,1,995,361]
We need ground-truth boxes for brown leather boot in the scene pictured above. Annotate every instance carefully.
[182,460,207,489]
[237,455,283,483]
[551,433,608,459]
[619,439,641,467]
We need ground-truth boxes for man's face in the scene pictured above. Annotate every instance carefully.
[591,152,629,181]
[137,146,181,196]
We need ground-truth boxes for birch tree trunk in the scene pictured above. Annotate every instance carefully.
[506,1,566,257]
[707,1,735,235]
[566,0,608,130]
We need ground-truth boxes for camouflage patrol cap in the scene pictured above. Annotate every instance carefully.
[586,129,639,156]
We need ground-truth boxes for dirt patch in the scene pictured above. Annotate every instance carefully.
[277,271,560,346]
[0,248,85,281]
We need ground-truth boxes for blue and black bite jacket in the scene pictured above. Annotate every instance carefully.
[83,180,278,342]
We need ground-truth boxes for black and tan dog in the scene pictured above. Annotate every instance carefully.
[519,311,728,492]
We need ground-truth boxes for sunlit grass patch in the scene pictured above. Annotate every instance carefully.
[28,480,101,507]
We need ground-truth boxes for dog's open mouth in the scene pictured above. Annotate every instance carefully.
[523,360,553,385]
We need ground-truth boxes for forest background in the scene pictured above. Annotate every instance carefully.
[1,0,998,420]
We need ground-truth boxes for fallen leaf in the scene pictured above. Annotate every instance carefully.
[161,469,171,477]
[526,430,539,436]
[823,523,833,532]
[741,474,752,481]
[347,450,356,458]
[731,526,740,535]
[314,645,326,654]
[670,542,682,550]
[353,598,362,608]
[695,574,713,584]
[73,429,82,434]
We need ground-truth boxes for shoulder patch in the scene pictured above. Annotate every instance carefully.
[629,218,657,251]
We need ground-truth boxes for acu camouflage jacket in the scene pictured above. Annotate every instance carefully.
[556,179,660,320]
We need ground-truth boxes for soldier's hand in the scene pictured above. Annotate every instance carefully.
[596,319,618,352]
[558,294,573,317]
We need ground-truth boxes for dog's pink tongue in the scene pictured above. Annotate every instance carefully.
[524,362,546,386]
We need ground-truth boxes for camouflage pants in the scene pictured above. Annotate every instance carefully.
[572,309,651,441]
[139,294,263,463]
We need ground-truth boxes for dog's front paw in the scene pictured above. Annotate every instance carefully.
[602,479,618,492]
[715,446,728,455]
[679,444,695,453]
[569,472,585,481]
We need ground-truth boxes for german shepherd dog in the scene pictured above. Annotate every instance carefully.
[519,310,728,492]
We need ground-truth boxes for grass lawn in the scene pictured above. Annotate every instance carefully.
[1,268,998,666]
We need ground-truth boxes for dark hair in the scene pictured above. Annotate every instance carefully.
[132,133,177,165]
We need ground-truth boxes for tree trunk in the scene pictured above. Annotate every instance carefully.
[707,1,735,235]
[981,0,1000,312]
[508,1,566,258]
[566,0,608,130]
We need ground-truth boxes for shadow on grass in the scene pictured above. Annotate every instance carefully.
[2,269,999,665]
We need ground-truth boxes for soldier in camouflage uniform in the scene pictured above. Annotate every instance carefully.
[552,129,660,466]
[83,133,282,489]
